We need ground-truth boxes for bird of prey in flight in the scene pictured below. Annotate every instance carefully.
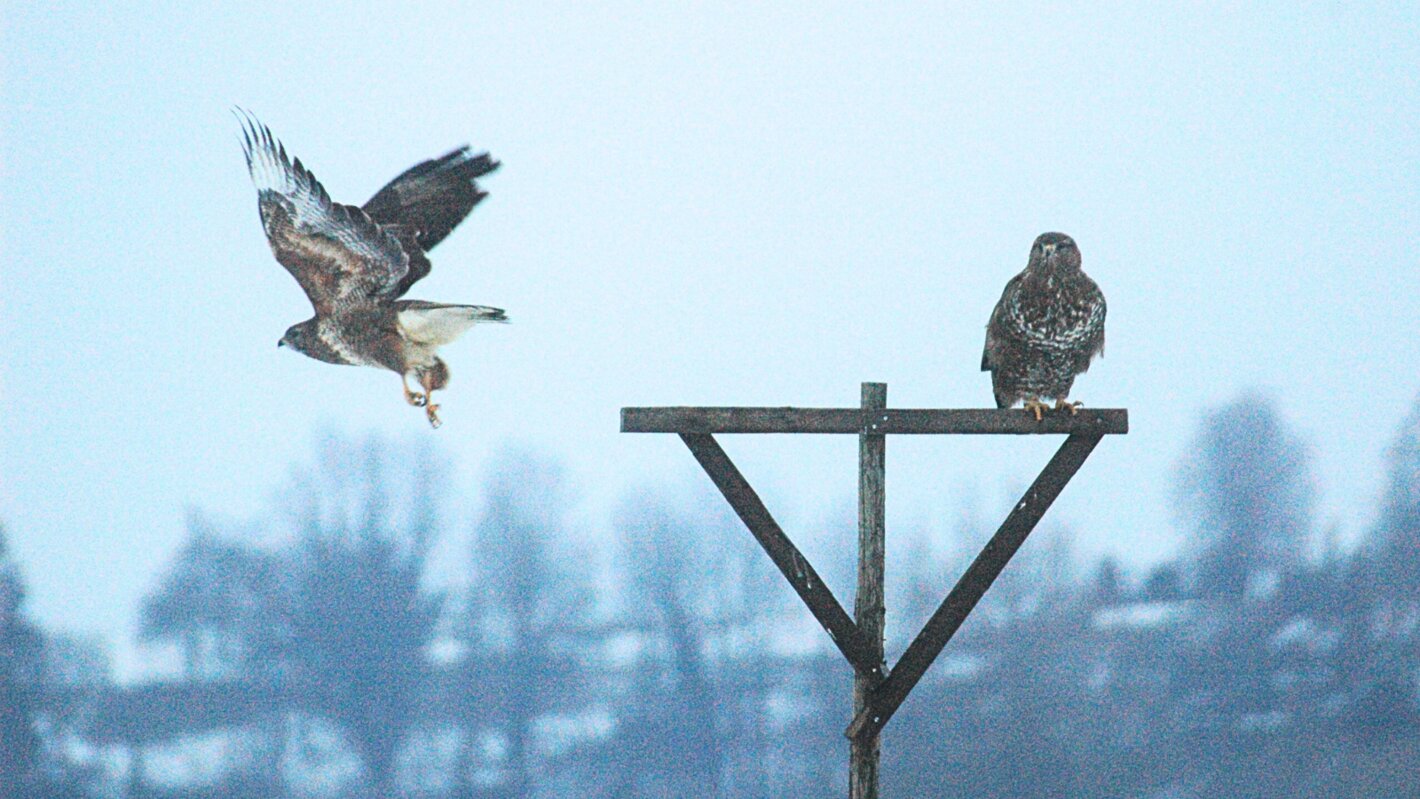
[237,110,505,428]
[982,232,1106,421]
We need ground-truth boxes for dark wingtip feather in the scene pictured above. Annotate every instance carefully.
[233,107,259,169]
[462,151,500,176]
[360,141,502,262]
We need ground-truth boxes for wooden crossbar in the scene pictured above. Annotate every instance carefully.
[622,406,1127,436]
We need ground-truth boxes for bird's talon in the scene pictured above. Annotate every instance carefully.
[1055,399,1084,415]
[1023,399,1049,422]
[426,404,442,429]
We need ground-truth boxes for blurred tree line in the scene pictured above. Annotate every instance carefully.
[2,393,1418,798]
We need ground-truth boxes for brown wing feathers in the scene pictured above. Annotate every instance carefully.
[361,146,499,299]
[237,110,411,313]
[363,147,500,250]
[239,110,497,308]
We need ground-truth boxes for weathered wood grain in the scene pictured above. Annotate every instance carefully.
[851,383,888,799]
[623,406,1127,435]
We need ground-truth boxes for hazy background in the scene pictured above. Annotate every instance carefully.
[3,0,1417,682]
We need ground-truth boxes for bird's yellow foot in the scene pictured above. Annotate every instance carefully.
[1023,398,1049,422]
[425,403,442,429]
[402,382,427,407]
[1054,398,1083,415]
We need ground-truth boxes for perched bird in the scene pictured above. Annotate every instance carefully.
[236,110,506,428]
[981,232,1106,421]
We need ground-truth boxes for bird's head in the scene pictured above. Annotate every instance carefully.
[1029,232,1081,271]
[278,321,317,355]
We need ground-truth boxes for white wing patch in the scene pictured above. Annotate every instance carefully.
[397,304,507,346]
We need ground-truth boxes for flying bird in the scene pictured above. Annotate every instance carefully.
[236,110,505,428]
[982,232,1106,421]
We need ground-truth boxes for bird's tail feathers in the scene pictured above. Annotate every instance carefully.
[396,302,508,346]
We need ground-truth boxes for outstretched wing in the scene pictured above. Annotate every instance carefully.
[362,147,500,296]
[237,111,411,314]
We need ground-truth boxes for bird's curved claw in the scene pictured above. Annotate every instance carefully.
[1054,398,1083,415]
[1024,398,1049,422]
[402,384,428,407]
[426,404,442,429]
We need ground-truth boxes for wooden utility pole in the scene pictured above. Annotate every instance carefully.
[623,384,1127,796]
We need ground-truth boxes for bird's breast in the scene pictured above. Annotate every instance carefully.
[314,318,384,368]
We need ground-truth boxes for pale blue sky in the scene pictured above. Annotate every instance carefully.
[3,2,1418,680]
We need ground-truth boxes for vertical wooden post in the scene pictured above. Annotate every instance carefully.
[851,382,886,799]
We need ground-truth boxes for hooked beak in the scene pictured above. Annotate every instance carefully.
[277,339,286,348]
[1042,242,1058,256]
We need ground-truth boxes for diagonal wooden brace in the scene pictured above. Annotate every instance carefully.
[845,432,1104,741]
[680,433,887,681]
